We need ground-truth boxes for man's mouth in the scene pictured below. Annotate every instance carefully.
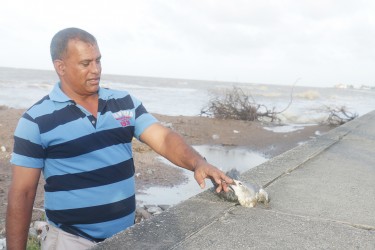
[87,78,100,85]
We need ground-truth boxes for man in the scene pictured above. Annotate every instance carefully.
[6,27,233,249]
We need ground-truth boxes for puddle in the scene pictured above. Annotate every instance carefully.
[136,145,268,206]
[263,124,316,133]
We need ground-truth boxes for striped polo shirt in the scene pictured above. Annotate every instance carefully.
[11,82,158,240]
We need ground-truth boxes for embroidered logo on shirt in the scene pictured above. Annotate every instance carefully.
[112,110,133,127]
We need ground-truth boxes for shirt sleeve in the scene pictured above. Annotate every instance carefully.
[131,96,158,139]
[11,113,45,168]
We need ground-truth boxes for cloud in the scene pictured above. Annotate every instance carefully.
[1,0,374,86]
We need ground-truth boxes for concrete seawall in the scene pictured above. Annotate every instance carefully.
[93,110,375,249]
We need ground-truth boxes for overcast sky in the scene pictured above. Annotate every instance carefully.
[1,0,374,87]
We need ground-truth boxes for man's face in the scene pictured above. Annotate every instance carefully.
[59,39,102,96]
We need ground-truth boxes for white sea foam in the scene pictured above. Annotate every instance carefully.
[294,90,321,100]
[263,124,306,133]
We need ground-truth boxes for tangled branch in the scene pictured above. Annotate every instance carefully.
[200,86,287,122]
[201,82,358,126]
[324,106,358,126]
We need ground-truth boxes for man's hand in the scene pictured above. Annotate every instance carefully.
[193,158,233,193]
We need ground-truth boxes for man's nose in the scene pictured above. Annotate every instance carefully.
[91,61,101,74]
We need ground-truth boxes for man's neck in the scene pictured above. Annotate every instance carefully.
[60,84,99,117]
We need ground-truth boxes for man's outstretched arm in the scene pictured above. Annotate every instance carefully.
[140,123,233,192]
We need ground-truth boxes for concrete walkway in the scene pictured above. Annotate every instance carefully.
[93,111,375,250]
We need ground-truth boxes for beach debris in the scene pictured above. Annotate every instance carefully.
[30,221,49,241]
[136,207,152,222]
[29,227,38,238]
[212,134,220,140]
[213,168,269,208]
[160,121,173,129]
[10,220,50,248]
[32,221,48,232]
[135,204,170,223]
[0,238,6,250]
[0,146,6,152]
[324,105,358,126]
[146,169,154,175]
[146,205,163,215]
[200,86,293,122]
[233,130,239,134]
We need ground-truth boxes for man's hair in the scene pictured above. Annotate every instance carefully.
[50,27,97,61]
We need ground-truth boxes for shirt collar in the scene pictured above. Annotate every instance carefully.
[98,87,114,100]
[49,82,113,102]
[49,82,71,103]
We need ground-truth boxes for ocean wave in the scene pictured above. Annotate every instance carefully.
[1,68,374,122]
[295,90,321,100]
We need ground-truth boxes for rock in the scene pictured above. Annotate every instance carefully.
[158,205,170,211]
[135,207,152,223]
[147,206,163,215]
[143,204,154,209]
[212,134,220,140]
[160,121,173,128]
[135,205,169,223]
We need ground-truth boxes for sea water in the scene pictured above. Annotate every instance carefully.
[0,67,375,121]
[1,67,374,123]
[1,67,374,205]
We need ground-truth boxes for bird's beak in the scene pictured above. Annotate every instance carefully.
[228,182,236,192]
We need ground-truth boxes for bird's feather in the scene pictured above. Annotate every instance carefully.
[213,168,270,207]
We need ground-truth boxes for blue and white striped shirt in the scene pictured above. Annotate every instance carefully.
[11,82,158,240]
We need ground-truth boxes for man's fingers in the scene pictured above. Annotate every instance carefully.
[212,175,226,193]
[221,174,234,185]
[214,173,232,186]
[194,163,233,192]
[194,171,206,189]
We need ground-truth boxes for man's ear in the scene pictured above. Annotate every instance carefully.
[53,60,65,76]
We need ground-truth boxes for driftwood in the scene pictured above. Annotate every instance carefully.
[324,106,358,126]
[200,84,296,122]
[201,82,357,126]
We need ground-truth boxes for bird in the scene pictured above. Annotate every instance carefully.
[213,168,269,208]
